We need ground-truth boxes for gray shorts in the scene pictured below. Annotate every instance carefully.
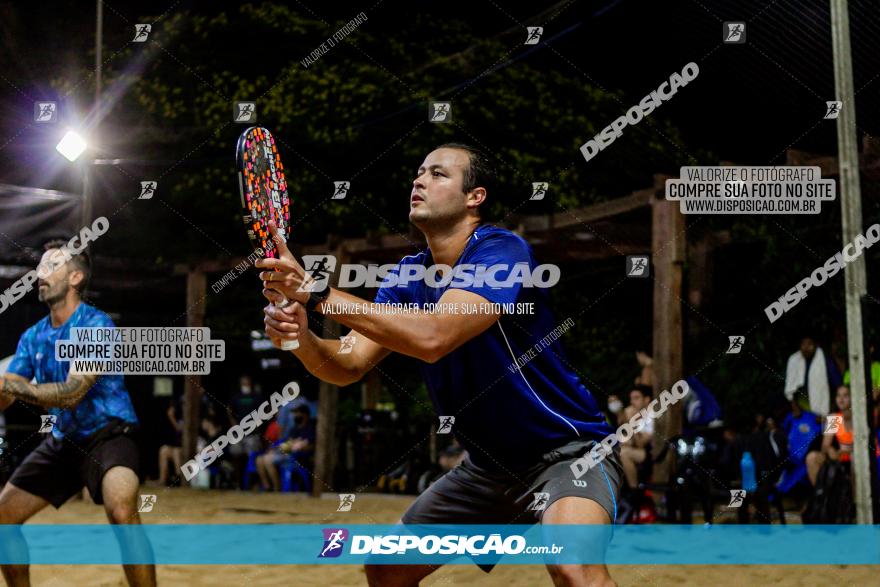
[403,439,622,527]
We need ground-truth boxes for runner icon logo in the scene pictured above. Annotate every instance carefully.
[437,416,455,434]
[318,528,349,558]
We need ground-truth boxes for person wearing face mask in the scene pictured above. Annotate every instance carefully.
[605,395,624,425]
[279,406,316,456]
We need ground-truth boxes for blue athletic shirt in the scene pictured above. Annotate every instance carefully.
[374,225,613,471]
[7,303,138,441]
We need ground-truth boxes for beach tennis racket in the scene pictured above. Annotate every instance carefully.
[236,126,298,350]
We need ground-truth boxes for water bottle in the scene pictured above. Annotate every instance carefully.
[741,451,757,493]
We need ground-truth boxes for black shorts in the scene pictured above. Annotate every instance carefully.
[9,420,140,508]
[401,439,622,570]
[404,439,623,525]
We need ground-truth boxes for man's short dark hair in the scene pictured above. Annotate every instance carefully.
[435,142,497,219]
[42,238,91,294]
[632,384,653,398]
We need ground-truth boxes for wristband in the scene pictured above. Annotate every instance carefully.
[306,287,330,312]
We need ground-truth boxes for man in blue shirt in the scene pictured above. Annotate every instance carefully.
[259,144,621,586]
[0,240,154,586]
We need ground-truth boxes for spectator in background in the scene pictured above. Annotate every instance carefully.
[227,375,263,489]
[784,335,842,417]
[200,403,224,443]
[619,385,654,491]
[256,405,315,491]
[157,395,183,486]
[721,412,788,523]
[842,342,880,427]
[804,385,880,485]
[197,403,235,488]
[604,394,624,427]
[275,388,311,442]
[775,393,822,495]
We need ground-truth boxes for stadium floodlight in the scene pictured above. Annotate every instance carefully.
[55,130,87,162]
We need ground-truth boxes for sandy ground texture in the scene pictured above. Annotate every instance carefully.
[16,488,878,586]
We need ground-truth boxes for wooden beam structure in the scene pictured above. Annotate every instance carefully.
[182,270,206,466]
[311,242,348,497]
[650,176,685,485]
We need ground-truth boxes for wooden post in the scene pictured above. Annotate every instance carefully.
[651,176,685,484]
[311,244,348,497]
[363,369,380,410]
[686,233,710,344]
[831,0,873,522]
[182,270,206,470]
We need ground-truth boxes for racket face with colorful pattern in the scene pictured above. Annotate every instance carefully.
[236,126,290,259]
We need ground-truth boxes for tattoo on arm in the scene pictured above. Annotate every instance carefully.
[1,374,98,409]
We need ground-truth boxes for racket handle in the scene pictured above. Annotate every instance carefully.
[274,298,300,351]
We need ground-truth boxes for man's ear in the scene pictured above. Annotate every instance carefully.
[68,268,85,292]
[466,187,487,212]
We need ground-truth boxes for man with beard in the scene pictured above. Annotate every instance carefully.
[0,239,154,587]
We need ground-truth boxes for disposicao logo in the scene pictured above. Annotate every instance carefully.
[319,528,349,558]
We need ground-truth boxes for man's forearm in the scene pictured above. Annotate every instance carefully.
[292,330,370,386]
[314,289,440,361]
[0,374,94,409]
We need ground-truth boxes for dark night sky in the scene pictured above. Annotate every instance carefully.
[1,0,877,180]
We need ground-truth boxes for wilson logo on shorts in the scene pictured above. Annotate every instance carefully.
[318,528,349,558]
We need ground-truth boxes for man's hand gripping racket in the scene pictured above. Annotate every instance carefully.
[257,221,321,350]
[236,126,304,350]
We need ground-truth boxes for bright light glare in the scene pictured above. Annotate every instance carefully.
[55,131,87,162]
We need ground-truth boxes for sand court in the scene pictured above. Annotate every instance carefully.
[13,488,875,586]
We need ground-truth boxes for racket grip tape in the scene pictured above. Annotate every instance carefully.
[274,298,300,351]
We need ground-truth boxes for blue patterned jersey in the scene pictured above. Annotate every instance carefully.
[7,303,138,441]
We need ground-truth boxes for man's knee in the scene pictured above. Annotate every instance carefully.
[547,563,616,587]
[106,503,138,525]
